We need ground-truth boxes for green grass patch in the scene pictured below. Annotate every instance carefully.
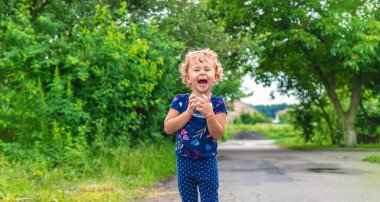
[276,138,380,151]
[0,140,176,201]
[362,154,380,164]
[357,144,380,149]
[224,123,301,140]
[276,137,337,150]
[224,123,380,151]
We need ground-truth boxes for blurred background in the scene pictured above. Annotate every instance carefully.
[0,0,379,201]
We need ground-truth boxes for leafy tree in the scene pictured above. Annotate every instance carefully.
[210,0,380,147]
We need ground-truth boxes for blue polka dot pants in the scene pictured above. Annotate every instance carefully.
[177,156,219,202]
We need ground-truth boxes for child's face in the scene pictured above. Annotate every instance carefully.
[186,58,218,94]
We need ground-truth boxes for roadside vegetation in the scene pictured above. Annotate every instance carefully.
[362,155,380,165]
[0,140,176,201]
[225,123,301,140]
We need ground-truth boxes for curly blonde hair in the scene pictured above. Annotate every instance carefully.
[179,48,224,87]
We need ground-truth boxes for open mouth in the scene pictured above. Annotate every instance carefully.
[198,79,208,88]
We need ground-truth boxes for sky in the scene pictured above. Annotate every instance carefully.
[240,76,299,106]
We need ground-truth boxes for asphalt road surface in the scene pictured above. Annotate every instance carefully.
[145,140,380,202]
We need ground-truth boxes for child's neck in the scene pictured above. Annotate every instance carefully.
[191,91,212,99]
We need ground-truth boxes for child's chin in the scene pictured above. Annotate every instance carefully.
[197,85,210,91]
[197,88,210,93]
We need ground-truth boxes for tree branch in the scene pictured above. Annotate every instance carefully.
[313,65,344,117]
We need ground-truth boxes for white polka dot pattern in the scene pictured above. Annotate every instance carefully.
[177,157,219,202]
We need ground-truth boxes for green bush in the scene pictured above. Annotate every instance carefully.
[278,110,293,124]
[0,2,183,165]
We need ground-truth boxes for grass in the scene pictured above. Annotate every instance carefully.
[224,123,302,140]
[275,137,337,150]
[357,144,380,149]
[2,124,378,201]
[362,154,380,164]
[0,140,176,201]
[224,123,380,151]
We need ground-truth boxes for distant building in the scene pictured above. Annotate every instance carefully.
[227,100,257,122]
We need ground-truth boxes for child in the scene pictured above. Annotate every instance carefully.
[164,48,227,202]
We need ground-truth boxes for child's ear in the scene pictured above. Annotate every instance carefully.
[213,73,220,83]
[185,75,191,85]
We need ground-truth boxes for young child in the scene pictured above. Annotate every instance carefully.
[164,48,227,202]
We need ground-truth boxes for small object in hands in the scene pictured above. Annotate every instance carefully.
[193,101,205,118]
[192,95,212,118]
[193,108,205,118]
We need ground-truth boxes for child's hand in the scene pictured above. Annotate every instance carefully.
[195,94,213,117]
[186,94,197,115]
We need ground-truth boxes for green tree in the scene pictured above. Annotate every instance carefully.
[210,0,380,147]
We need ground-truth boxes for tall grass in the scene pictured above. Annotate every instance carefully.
[0,140,176,201]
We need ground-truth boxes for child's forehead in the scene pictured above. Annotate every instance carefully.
[188,59,215,68]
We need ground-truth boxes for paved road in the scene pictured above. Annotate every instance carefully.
[145,140,380,202]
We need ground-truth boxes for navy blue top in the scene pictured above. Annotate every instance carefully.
[170,93,227,159]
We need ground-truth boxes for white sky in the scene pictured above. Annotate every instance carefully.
[241,76,299,105]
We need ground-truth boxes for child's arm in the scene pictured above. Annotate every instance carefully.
[164,95,197,134]
[164,109,191,134]
[205,112,227,140]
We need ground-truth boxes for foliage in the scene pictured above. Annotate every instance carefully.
[209,0,380,147]
[0,1,250,199]
[0,141,176,201]
[235,112,270,125]
[292,104,315,143]
[152,0,251,101]
[0,1,184,162]
[362,154,380,164]
[225,123,301,140]
[275,138,337,150]
[356,93,380,135]
[292,102,339,145]
[278,109,293,124]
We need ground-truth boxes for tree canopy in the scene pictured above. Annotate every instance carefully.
[210,0,380,147]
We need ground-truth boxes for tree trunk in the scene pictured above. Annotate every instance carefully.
[341,116,357,147]
[314,67,362,147]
